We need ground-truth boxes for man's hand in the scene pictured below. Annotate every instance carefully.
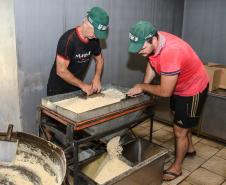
[81,83,93,95]
[91,77,101,93]
[127,84,143,97]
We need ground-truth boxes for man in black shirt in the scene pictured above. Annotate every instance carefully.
[47,7,109,96]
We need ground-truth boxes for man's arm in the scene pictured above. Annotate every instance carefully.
[127,74,178,97]
[92,53,104,93]
[143,63,156,83]
[56,55,93,95]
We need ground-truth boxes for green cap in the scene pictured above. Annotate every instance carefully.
[128,21,157,53]
[87,7,109,39]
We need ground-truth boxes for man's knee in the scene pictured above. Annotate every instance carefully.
[174,125,189,138]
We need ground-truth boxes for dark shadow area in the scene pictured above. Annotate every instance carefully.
[99,38,107,49]
[126,53,160,85]
[127,53,147,73]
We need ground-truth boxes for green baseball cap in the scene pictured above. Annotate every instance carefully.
[87,7,109,39]
[128,21,157,53]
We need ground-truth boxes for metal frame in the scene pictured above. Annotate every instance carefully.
[37,104,154,185]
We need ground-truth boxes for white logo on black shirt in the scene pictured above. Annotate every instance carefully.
[75,51,91,63]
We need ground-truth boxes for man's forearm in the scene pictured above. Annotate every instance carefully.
[93,58,104,80]
[57,69,84,88]
[141,83,171,97]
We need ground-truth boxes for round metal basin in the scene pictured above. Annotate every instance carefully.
[0,132,66,185]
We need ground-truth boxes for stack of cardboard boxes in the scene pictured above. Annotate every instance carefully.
[205,63,226,91]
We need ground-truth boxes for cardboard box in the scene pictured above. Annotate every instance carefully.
[204,65,221,91]
[207,63,226,89]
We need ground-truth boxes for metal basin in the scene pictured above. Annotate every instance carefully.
[81,138,168,185]
[0,132,66,185]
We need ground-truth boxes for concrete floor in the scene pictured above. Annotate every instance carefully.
[132,120,226,185]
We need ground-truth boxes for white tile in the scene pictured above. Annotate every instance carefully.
[186,168,225,185]
[202,156,226,177]
[152,129,174,143]
[164,161,173,170]
[132,126,150,137]
[164,154,174,164]
[162,125,174,132]
[139,119,151,128]
[191,135,202,144]
[200,138,225,150]
[161,138,175,151]
[194,142,219,159]
[215,147,226,160]
[178,181,192,185]
[153,121,166,131]
[151,138,164,145]
[161,182,169,185]
[182,155,206,172]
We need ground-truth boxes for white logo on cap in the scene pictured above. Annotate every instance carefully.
[88,16,93,23]
[129,33,139,42]
[145,33,153,39]
[97,24,107,31]
[88,16,108,31]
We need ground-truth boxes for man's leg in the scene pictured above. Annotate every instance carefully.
[174,125,189,170]
[187,128,195,153]
[163,124,188,181]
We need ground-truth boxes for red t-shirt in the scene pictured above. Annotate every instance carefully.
[149,31,209,96]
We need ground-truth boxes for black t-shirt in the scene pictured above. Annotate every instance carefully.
[47,28,101,96]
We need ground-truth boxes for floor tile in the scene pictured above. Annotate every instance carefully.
[132,126,150,137]
[153,121,166,132]
[161,182,169,185]
[200,138,225,150]
[194,142,219,159]
[161,138,175,151]
[191,135,202,144]
[162,134,200,150]
[186,167,225,185]
[150,138,164,146]
[139,119,151,128]
[165,168,190,185]
[178,181,192,185]
[202,156,226,177]
[182,155,206,172]
[164,160,173,170]
[152,129,174,143]
[162,125,174,132]
[164,153,174,163]
[215,147,226,160]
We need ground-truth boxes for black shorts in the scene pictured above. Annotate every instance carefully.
[170,85,208,128]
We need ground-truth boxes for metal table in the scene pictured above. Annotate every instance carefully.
[36,85,155,185]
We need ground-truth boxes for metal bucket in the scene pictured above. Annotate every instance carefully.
[0,132,66,185]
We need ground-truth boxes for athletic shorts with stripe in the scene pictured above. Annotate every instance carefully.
[170,84,209,128]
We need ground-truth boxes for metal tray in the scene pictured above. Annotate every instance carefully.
[41,84,151,123]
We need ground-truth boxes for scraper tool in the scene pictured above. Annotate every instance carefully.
[80,92,105,99]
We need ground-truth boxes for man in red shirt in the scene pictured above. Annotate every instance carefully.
[127,21,209,181]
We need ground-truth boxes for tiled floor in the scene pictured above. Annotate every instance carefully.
[132,120,226,185]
